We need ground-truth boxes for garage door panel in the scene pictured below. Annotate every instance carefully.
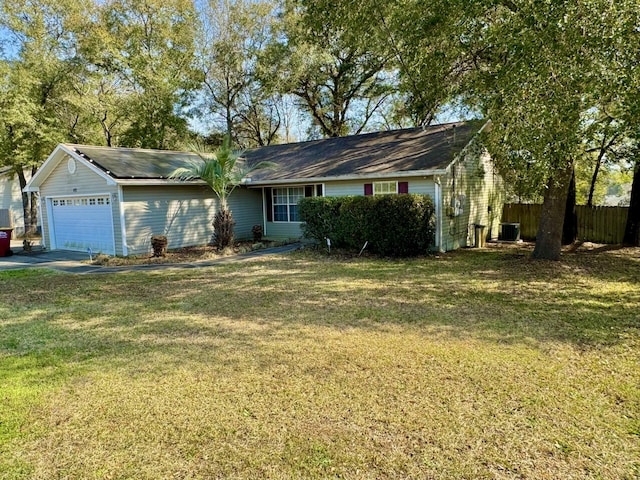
[50,196,115,255]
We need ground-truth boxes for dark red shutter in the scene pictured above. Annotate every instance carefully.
[398,181,409,194]
[364,183,373,196]
[265,187,273,221]
[304,185,313,197]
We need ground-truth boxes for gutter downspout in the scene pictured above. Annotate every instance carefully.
[261,187,268,236]
[118,186,128,257]
[434,176,444,253]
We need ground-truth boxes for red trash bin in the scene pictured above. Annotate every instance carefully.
[0,228,13,257]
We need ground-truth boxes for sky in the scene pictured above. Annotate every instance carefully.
[0,25,20,60]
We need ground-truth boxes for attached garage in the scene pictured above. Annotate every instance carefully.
[48,195,116,255]
[24,144,263,256]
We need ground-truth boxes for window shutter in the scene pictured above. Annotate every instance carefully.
[265,187,273,222]
[398,181,409,194]
[304,185,314,197]
[364,183,373,196]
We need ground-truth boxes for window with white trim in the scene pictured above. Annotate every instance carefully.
[374,181,398,195]
[271,184,323,222]
[273,187,304,222]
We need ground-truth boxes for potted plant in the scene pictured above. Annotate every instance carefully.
[252,224,263,242]
[150,235,168,257]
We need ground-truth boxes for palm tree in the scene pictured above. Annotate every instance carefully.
[169,137,273,249]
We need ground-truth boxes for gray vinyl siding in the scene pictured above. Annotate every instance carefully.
[38,158,121,253]
[265,221,304,239]
[325,178,436,198]
[440,143,503,251]
[262,178,437,240]
[122,185,262,255]
[227,188,264,239]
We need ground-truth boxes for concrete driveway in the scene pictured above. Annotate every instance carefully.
[0,248,99,273]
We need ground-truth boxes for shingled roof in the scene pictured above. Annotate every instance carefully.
[57,120,483,184]
[243,121,483,184]
[64,145,201,179]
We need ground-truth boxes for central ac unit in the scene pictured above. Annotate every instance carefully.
[500,223,521,242]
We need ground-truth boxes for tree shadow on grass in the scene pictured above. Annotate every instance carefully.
[1,245,638,379]
[1,247,638,479]
[108,248,640,349]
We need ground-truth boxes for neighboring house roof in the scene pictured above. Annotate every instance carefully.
[25,120,485,191]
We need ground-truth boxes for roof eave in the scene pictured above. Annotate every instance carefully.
[244,169,449,186]
[23,144,119,192]
[115,178,209,187]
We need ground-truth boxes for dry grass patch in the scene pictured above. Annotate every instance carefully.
[0,245,639,479]
[88,240,288,266]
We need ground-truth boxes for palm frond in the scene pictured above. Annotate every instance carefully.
[169,135,277,208]
[168,161,207,182]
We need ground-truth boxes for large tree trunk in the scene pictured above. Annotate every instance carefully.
[623,158,640,246]
[562,169,577,245]
[533,162,574,260]
[28,192,38,235]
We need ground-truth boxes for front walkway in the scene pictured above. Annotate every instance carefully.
[0,243,302,274]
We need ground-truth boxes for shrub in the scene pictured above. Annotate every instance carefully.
[334,196,376,250]
[298,197,342,243]
[370,194,436,256]
[299,194,436,257]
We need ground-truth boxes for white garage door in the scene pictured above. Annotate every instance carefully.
[50,196,116,255]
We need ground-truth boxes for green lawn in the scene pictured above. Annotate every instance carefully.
[1,246,639,479]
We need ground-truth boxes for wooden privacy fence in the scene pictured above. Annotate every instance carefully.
[502,204,629,244]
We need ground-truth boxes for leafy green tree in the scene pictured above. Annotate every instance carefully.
[343,0,639,258]
[0,0,91,234]
[461,2,602,258]
[260,0,395,137]
[436,0,638,259]
[618,5,640,245]
[169,137,274,248]
[80,0,199,149]
[576,111,637,207]
[197,0,280,147]
[300,0,472,128]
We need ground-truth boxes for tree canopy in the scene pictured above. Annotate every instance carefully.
[275,0,639,257]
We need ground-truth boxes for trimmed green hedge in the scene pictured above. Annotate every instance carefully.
[299,194,436,257]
